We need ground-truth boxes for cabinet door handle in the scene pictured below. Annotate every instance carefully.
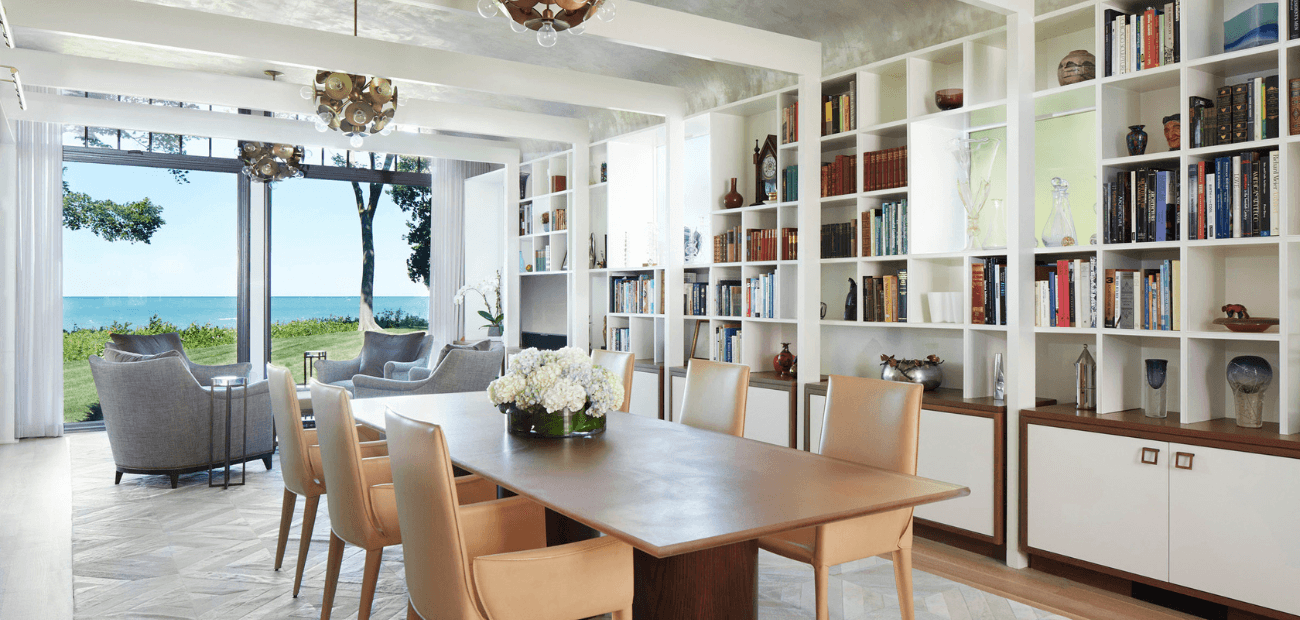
[1141,447,1160,465]
[1175,452,1195,470]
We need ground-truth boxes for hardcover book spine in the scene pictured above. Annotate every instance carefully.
[1270,150,1280,235]
[1218,86,1234,144]
[1291,78,1300,135]
[1265,75,1279,139]
[1233,83,1248,143]
[1173,0,1181,62]
[1293,0,1299,39]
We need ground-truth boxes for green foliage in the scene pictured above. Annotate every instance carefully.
[375,308,429,330]
[477,310,504,328]
[389,157,432,286]
[62,314,234,362]
[63,183,166,244]
[269,316,358,339]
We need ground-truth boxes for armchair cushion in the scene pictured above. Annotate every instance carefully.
[106,332,251,386]
[436,339,493,367]
[102,349,183,364]
[351,349,504,399]
[358,331,428,378]
[313,358,362,386]
[108,332,187,357]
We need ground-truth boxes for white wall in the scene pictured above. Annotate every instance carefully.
[463,169,505,339]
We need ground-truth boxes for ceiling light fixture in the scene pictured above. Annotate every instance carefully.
[239,141,306,182]
[0,0,14,49]
[0,65,26,110]
[299,0,398,148]
[477,0,616,48]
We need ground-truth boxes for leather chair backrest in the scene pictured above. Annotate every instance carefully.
[591,349,635,413]
[678,359,750,437]
[309,380,383,548]
[386,410,486,620]
[267,364,321,497]
[820,375,922,475]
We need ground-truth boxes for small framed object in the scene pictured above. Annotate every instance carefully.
[689,320,706,359]
[752,134,778,205]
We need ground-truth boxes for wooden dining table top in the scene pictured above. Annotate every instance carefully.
[351,392,970,558]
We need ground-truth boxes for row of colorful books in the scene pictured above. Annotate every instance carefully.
[1101,167,1180,244]
[822,154,857,197]
[610,327,632,353]
[714,280,744,317]
[1103,4,1180,77]
[1188,151,1279,239]
[713,224,742,263]
[1187,78,1280,149]
[863,147,907,192]
[743,273,779,319]
[1034,258,1099,328]
[859,272,908,323]
[862,200,908,257]
[823,82,857,136]
[684,275,709,317]
[1103,262,1181,331]
[971,257,1008,325]
[782,165,798,202]
[781,101,800,145]
[822,220,858,259]
[610,274,657,315]
[714,323,742,364]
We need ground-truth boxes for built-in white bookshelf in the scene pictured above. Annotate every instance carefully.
[508,150,575,348]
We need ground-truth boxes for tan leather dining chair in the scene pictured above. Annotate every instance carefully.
[309,380,497,620]
[267,364,385,598]
[677,358,750,437]
[591,349,635,413]
[758,375,924,620]
[385,408,635,620]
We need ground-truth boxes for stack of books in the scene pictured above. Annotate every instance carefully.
[1187,151,1280,239]
[714,323,742,363]
[781,101,800,144]
[861,271,908,323]
[862,147,907,191]
[781,228,798,260]
[519,202,533,235]
[533,245,556,272]
[1102,168,1180,244]
[971,257,1008,326]
[1189,78,1281,148]
[713,224,742,263]
[782,165,798,202]
[744,273,777,319]
[611,327,631,353]
[862,200,908,256]
[611,274,657,314]
[684,273,707,316]
[1103,4,1180,77]
[1103,261,1181,330]
[1034,258,1099,328]
[715,280,743,317]
[821,154,857,197]
[822,81,856,136]
[821,220,858,259]
[745,228,779,262]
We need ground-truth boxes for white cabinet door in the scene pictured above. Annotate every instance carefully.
[1168,444,1300,616]
[914,410,995,537]
[807,394,826,453]
[743,387,790,447]
[628,370,659,418]
[669,376,684,422]
[1027,425,1170,581]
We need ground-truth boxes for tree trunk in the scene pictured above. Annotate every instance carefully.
[358,207,379,332]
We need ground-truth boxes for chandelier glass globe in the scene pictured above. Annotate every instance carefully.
[537,21,558,47]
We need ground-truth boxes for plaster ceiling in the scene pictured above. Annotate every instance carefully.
[13,0,1004,157]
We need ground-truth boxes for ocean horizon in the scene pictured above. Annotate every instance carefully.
[63,296,430,332]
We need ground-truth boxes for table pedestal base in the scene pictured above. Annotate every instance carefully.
[633,539,759,620]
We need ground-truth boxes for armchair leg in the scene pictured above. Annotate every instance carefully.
[892,549,915,620]
[275,489,296,571]
[114,471,122,485]
[406,601,420,620]
[358,547,383,620]
[169,473,179,489]
[262,455,273,470]
[320,532,345,620]
[814,564,829,620]
[293,495,320,598]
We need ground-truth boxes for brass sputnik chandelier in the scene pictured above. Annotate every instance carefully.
[476,0,617,48]
[238,141,306,183]
[299,0,398,148]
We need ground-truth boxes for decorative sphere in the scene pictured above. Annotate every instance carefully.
[350,134,364,149]
[537,21,558,47]
[476,0,498,18]
[300,85,315,100]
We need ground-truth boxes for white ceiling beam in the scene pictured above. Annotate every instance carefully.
[4,0,686,116]
[4,92,522,164]
[390,0,821,75]
[955,0,1031,15]
[3,49,589,144]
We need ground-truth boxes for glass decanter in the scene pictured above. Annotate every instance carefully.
[951,137,1001,251]
[1042,177,1079,247]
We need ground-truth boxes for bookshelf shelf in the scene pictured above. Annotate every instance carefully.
[1101,327,1182,338]
[1186,42,1281,72]
[1033,245,1098,255]
[1100,62,1181,89]
[1186,137,1284,158]
[819,194,859,206]
[1186,330,1281,341]
[1034,80,1098,99]
[1100,151,1181,167]
[821,132,857,150]
[1035,326,1100,334]
[860,119,910,137]
[862,186,909,198]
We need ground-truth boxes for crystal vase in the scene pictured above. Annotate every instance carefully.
[951,137,1001,251]
[1144,359,1168,419]
[1042,177,1079,247]
[502,403,606,438]
[1227,356,1273,429]
[982,198,1007,250]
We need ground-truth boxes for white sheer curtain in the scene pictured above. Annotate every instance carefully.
[12,118,64,438]
[428,160,494,348]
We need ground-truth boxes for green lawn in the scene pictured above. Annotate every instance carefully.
[64,328,420,423]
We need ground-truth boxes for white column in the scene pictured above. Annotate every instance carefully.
[1004,8,1036,569]
[572,141,591,351]
[666,112,686,368]
[249,183,269,381]
[797,73,822,421]
[0,139,16,444]
[504,159,521,349]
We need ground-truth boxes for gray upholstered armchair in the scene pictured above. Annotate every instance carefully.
[89,353,276,488]
[105,332,252,386]
[383,338,497,380]
[313,331,431,391]
[351,349,505,399]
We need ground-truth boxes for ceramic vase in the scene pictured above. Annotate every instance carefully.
[772,343,794,377]
[1057,49,1096,85]
[1126,125,1148,156]
[724,178,744,209]
[1227,356,1273,428]
[1144,359,1168,419]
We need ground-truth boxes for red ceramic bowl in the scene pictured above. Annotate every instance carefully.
[935,88,964,111]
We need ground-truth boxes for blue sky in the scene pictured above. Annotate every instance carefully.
[63,162,430,298]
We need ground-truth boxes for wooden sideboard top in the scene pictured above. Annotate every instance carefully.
[668,367,817,392]
[1022,405,1300,456]
[808,383,1053,416]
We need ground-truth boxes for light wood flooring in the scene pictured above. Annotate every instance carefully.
[0,432,1203,620]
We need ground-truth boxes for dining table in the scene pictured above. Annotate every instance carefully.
[351,392,969,620]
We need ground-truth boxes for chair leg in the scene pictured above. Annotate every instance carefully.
[114,471,123,485]
[293,495,320,598]
[263,455,274,470]
[275,489,296,571]
[169,473,179,489]
[406,601,420,620]
[357,547,384,620]
[892,549,915,620]
[320,532,345,620]
[814,564,829,620]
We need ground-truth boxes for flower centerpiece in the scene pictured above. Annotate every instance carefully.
[454,270,504,337]
[488,347,624,438]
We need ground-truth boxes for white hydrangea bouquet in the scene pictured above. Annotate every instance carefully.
[488,347,624,438]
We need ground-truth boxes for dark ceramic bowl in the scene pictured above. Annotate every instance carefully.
[935,88,964,111]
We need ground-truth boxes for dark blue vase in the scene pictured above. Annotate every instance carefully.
[1227,356,1272,428]
[1144,359,1168,418]
[1126,125,1148,156]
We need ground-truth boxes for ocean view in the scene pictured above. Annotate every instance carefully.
[62,296,430,331]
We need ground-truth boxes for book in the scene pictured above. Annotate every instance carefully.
[1224,0,1279,52]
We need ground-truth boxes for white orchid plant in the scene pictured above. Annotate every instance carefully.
[455,270,504,332]
[488,347,624,419]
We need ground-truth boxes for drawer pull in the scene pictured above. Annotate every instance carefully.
[1175,452,1195,470]
[1140,447,1160,465]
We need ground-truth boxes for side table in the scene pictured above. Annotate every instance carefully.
[209,376,248,489]
[302,350,327,385]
